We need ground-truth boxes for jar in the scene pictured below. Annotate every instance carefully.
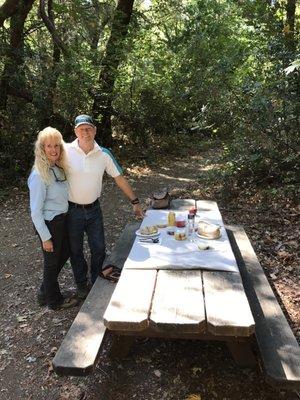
[168,211,176,226]
[176,213,186,227]
[174,228,187,241]
[167,226,175,235]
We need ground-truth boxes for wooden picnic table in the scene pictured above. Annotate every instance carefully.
[103,200,256,366]
[52,198,300,389]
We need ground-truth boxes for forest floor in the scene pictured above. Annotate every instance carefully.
[0,145,299,400]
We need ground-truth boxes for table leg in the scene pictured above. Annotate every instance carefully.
[226,340,256,368]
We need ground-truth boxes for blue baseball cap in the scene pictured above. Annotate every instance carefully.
[74,114,95,128]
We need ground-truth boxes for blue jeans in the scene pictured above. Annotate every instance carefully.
[67,202,106,286]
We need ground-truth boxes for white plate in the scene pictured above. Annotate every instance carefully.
[196,232,221,240]
[135,229,160,238]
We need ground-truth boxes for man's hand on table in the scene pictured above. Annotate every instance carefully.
[133,203,144,219]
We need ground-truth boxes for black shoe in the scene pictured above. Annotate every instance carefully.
[76,284,90,300]
[50,296,79,310]
[37,291,46,307]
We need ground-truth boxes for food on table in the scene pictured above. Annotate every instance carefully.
[174,229,187,241]
[175,219,186,228]
[140,225,159,235]
[156,223,167,228]
[197,221,221,239]
[175,213,186,227]
[198,243,210,250]
[167,211,176,226]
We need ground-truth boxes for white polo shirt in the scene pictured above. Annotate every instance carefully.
[66,139,122,204]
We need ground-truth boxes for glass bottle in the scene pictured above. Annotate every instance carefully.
[168,211,176,226]
[187,212,195,237]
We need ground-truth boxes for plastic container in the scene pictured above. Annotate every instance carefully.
[174,228,187,241]
[168,211,176,226]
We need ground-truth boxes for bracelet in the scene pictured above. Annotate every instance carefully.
[131,197,140,205]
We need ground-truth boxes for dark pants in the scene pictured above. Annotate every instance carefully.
[40,214,70,309]
[67,201,106,286]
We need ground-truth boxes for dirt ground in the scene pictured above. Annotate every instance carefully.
[0,149,299,400]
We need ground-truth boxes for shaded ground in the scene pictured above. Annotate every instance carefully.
[0,148,299,400]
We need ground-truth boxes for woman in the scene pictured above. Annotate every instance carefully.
[28,127,78,310]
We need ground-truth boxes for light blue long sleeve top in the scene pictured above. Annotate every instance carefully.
[28,166,69,242]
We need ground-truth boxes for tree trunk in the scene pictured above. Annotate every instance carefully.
[0,0,73,137]
[0,0,35,109]
[285,0,296,53]
[38,0,61,127]
[92,0,134,146]
[0,0,20,27]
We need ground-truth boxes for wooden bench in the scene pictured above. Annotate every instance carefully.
[227,225,300,390]
[52,221,141,376]
[52,201,300,390]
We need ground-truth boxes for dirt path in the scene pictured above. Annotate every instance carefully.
[0,150,299,400]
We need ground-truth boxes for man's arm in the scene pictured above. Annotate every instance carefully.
[114,175,144,218]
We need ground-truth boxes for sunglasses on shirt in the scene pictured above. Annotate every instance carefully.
[50,167,66,182]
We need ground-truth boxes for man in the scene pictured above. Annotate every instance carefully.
[66,114,143,299]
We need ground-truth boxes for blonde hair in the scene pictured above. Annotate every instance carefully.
[33,127,68,184]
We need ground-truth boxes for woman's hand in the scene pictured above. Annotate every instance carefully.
[43,239,54,252]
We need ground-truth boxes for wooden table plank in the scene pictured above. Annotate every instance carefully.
[102,221,141,270]
[171,199,196,210]
[103,269,157,331]
[196,199,219,212]
[203,271,255,337]
[150,270,206,334]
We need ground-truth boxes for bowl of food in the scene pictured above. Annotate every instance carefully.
[197,221,221,239]
[139,225,159,236]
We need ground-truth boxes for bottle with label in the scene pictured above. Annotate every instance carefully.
[168,211,176,226]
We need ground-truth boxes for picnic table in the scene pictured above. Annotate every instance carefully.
[52,199,300,391]
[103,200,255,366]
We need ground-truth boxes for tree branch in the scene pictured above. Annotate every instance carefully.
[39,0,69,57]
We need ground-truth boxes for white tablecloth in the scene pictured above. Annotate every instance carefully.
[124,209,239,272]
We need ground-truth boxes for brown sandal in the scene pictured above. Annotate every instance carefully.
[52,296,79,310]
[99,265,121,282]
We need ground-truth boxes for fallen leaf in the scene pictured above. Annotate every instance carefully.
[25,356,36,363]
[185,394,202,400]
[277,250,291,259]
[47,347,57,356]
[16,315,27,323]
[192,367,202,376]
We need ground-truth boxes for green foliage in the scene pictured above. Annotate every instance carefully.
[0,0,299,193]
